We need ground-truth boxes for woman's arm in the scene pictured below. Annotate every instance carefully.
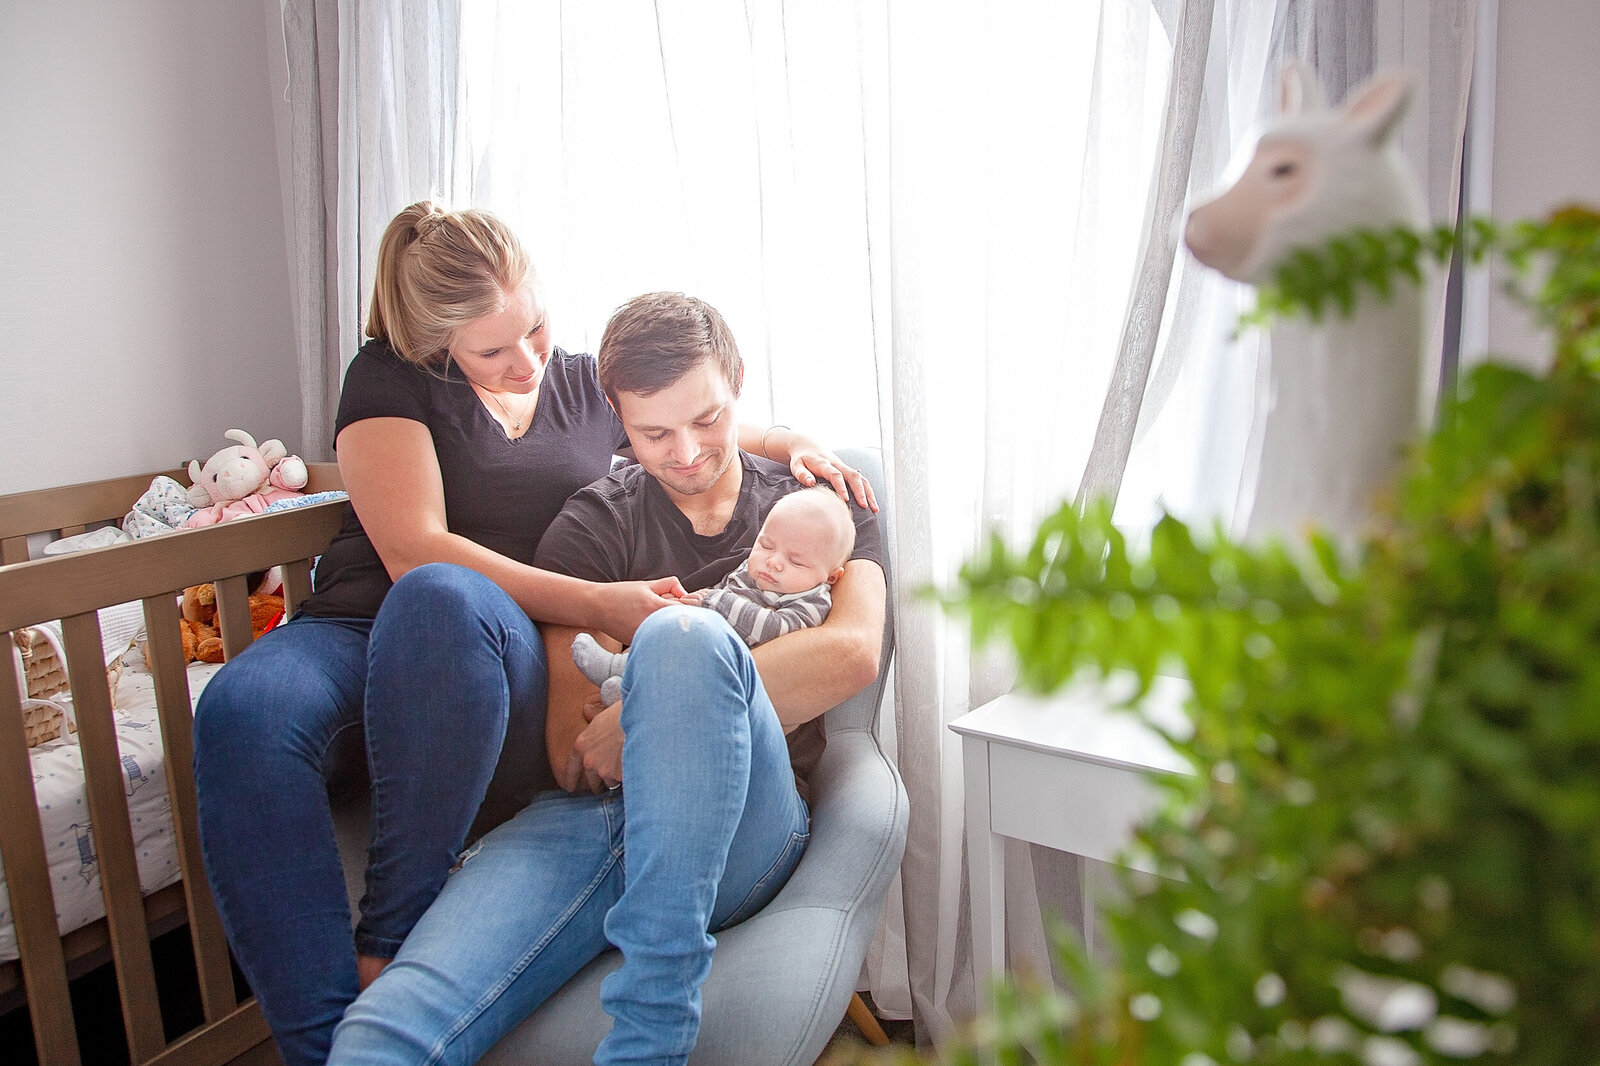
[338,418,681,640]
[736,424,879,512]
[749,559,886,729]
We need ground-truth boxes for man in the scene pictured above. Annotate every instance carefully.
[327,292,886,1066]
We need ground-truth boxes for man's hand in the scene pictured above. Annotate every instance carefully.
[562,701,624,794]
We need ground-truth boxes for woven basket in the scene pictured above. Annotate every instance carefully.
[11,624,123,748]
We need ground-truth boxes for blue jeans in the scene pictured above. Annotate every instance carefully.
[327,605,811,1065]
[193,564,551,1066]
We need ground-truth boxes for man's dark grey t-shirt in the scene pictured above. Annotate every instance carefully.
[534,452,885,799]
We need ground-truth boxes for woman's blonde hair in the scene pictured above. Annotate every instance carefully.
[366,200,533,367]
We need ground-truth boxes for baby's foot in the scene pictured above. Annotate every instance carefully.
[571,632,626,689]
[600,676,623,707]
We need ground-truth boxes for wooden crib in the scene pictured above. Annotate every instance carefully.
[0,464,347,1066]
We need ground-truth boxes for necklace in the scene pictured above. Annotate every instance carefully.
[484,388,535,432]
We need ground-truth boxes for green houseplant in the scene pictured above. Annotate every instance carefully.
[835,207,1600,1066]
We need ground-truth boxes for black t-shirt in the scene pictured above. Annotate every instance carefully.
[301,340,629,619]
[533,452,886,799]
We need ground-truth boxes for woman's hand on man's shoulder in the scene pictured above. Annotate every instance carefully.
[784,435,879,512]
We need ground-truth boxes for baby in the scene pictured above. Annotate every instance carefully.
[572,485,857,705]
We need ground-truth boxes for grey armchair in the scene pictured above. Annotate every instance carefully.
[481,446,907,1065]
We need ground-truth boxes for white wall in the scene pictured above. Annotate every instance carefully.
[0,1,298,496]
[1486,0,1600,369]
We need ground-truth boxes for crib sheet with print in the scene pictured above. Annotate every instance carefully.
[0,656,221,965]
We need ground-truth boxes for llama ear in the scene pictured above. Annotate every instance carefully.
[1342,70,1411,146]
[1279,62,1325,116]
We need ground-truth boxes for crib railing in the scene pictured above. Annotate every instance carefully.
[0,464,344,1065]
[1,470,175,568]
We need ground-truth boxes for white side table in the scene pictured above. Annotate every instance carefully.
[949,674,1191,986]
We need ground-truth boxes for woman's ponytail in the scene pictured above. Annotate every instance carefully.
[364,201,530,368]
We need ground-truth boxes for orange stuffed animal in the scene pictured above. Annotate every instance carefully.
[179,583,285,664]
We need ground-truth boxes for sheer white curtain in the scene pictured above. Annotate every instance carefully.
[278,0,469,459]
[880,1,1206,1036]
[456,0,884,446]
[273,0,1477,1046]
[879,2,1474,1039]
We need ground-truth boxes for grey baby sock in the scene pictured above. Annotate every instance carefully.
[572,632,628,705]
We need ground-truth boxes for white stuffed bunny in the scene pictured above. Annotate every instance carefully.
[183,429,308,528]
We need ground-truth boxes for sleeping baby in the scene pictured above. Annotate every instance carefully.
[571,484,857,705]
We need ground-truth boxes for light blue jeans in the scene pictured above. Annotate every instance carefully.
[327,605,811,1065]
[193,564,551,1066]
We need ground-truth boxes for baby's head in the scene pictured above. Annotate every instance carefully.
[746,487,857,595]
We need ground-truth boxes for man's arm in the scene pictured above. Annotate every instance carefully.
[543,623,622,793]
[750,559,886,729]
[535,484,652,792]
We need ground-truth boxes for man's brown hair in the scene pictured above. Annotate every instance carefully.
[597,292,743,407]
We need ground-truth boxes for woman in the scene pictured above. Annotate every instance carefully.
[192,201,873,1066]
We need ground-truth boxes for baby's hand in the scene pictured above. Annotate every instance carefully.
[679,590,707,607]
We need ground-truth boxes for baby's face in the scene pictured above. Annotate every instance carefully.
[746,506,841,594]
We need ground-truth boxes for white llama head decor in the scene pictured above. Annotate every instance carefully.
[1185,63,1423,284]
[1184,63,1429,541]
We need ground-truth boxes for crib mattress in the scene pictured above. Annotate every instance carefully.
[0,652,222,964]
